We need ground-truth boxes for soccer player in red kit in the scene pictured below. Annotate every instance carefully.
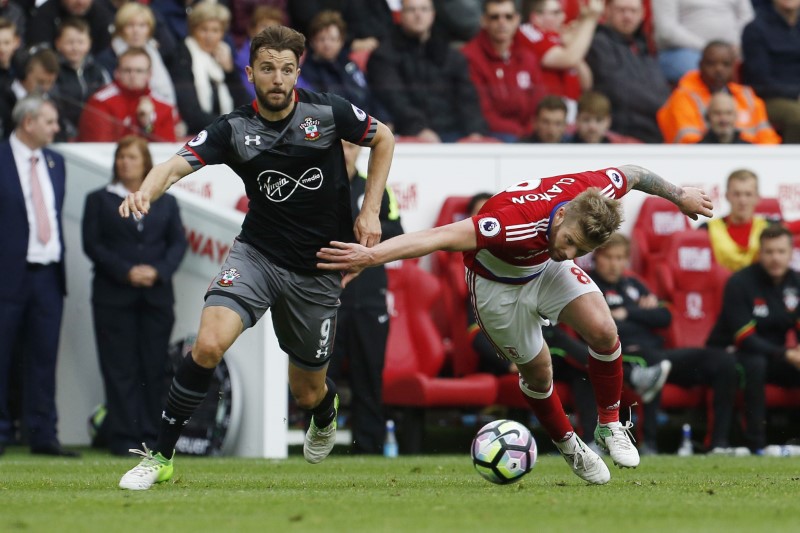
[317,164,713,484]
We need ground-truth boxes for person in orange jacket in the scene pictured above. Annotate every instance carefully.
[657,40,780,145]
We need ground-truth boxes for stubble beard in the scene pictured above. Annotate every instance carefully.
[257,87,293,113]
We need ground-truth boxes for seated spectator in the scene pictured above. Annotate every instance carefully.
[95,2,177,108]
[657,41,780,145]
[520,0,603,121]
[27,0,113,55]
[289,0,393,52]
[170,1,249,136]
[78,47,176,142]
[0,0,26,44]
[704,169,769,272]
[652,0,753,84]
[707,224,800,454]
[569,91,612,144]
[367,0,486,142]
[0,47,59,140]
[589,233,738,454]
[462,0,544,142]
[234,6,283,101]
[519,94,568,143]
[742,1,800,143]
[586,0,671,143]
[698,93,751,144]
[0,17,21,92]
[228,0,288,49]
[299,10,390,126]
[54,17,110,141]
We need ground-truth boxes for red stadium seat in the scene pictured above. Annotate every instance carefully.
[629,197,692,294]
[348,49,371,72]
[754,197,783,221]
[654,230,729,348]
[384,261,497,452]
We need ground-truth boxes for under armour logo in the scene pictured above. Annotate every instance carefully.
[161,411,177,425]
[244,135,261,146]
[315,346,328,359]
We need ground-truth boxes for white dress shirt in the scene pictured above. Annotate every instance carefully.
[10,131,62,264]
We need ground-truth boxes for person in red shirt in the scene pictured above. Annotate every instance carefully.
[520,0,603,119]
[319,164,713,484]
[78,47,176,142]
[462,0,545,142]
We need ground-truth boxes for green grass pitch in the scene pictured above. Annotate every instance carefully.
[1,447,798,532]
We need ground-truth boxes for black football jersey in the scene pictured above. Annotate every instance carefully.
[178,89,378,273]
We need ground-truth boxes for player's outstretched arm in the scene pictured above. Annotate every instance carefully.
[119,155,194,219]
[620,164,714,220]
[356,121,396,247]
[318,218,477,287]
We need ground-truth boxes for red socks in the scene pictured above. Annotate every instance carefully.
[588,339,623,425]
[520,380,574,441]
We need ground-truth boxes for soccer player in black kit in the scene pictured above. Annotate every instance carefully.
[117,25,396,490]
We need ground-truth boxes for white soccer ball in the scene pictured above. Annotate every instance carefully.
[471,419,537,484]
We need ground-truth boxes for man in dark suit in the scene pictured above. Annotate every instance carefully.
[0,94,78,457]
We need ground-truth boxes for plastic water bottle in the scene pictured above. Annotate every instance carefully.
[383,419,398,458]
[677,423,693,456]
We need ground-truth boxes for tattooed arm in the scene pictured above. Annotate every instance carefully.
[619,164,714,220]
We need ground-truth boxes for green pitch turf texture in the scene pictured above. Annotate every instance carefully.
[1,448,798,533]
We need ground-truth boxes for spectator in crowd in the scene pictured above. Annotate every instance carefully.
[235,5,283,101]
[588,233,738,454]
[652,0,753,84]
[0,95,78,457]
[707,224,800,454]
[150,0,208,44]
[78,47,177,142]
[170,1,249,136]
[82,135,187,456]
[0,47,60,140]
[462,0,545,142]
[698,93,751,144]
[519,94,568,143]
[0,17,21,93]
[27,0,114,55]
[228,0,288,49]
[367,0,486,142]
[328,140,403,455]
[289,0,393,52]
[742,0,800,143]
[300,10,390,126]
[0,1,25,48]
[520,0,604,121]
[95,2,177,108]
[705,169,769,271]
[657,41,780,145]
[54,17,110,141]
[569,91,612,144]
[586,0,671,143]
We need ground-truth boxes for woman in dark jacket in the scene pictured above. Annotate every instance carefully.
[82,136,187,456]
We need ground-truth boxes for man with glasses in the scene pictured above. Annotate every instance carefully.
[78,47,176,142]
[462,0,545,142]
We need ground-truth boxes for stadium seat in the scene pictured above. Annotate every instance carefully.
[654,229,730,348]
[754,197,783,222]
[383,261,498,452]
[629,196,692,294]
[348,49,371,72]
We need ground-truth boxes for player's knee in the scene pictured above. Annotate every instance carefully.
[192,335,226,367]
[581,316,618,350]
[292,389,323,410]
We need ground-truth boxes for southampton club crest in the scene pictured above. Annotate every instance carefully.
[299,117,321,141]
[217,268,241,287]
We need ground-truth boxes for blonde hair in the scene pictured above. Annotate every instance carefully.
[726,168,758,190]
[188,1,231,34]
[564,188,624,247]
[113,2,156,39]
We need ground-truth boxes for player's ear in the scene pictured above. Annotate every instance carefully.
[245,66,254,83]
[553,206,567,225]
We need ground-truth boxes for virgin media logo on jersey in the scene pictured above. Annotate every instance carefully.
[257,168,323,202]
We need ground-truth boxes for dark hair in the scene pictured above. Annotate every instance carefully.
[113,135,153,183]
[55,17,91,41]
[250,25,306,66]
[25,47,59,76]
[536,95,567,116]
[0,16,18,36]
[308,10,346,40]
[467,192,493,216]
[594,232,630,255]
[483,0,518,13]
[577,91,611,118]
[759,223,793,246]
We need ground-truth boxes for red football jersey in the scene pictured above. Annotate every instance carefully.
[464,167,629,283]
